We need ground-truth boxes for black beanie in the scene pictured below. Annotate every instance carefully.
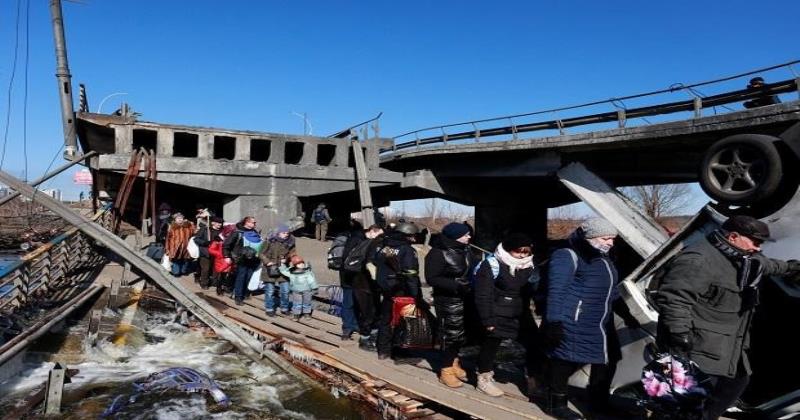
[502,232,533,250]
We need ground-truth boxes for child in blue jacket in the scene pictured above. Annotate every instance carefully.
[279,255,319,320]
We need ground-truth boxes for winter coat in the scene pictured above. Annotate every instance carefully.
[545,232,620,364]
[259,237,296,283]
[373,231,421,298]
[165,221,195,260]
[425,234,473,348]
[655,233,792,378]
[208,241,232,274]
[340,230,367,288]
[222,222,262,267]
[279,265,319,293]
[474,258,535,339]
[193,225,222,258]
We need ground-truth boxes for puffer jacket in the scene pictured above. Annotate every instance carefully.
[545,232,620,364]
[208,241,232,273]
[279,265,319,293]
[425,234,473,349]
[474,258,534,339]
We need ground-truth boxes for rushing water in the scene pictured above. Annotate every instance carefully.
[0,305,367,419]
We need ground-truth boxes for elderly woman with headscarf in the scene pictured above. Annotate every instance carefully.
[541,218,638,419]
[260,223,296,316]
[165,212,195,277]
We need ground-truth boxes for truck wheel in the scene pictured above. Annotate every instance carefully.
[699,134,783,205]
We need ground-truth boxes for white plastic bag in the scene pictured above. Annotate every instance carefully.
[187,237,200,259]
[247,268,263,291]
[161,254,171,271]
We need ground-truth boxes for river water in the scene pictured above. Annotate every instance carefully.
[0,304,368,419]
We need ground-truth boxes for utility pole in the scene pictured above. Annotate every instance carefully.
[49,0,78,159]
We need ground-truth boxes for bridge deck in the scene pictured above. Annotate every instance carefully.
[175,276,552,419]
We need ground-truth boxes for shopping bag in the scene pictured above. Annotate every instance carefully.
[160,254,171,271]
[247,268,263,291]
[187,237,200,259]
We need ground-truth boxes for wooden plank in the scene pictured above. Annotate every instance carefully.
[327,348,543,419]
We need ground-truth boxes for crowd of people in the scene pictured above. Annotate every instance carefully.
[154,201,800,420]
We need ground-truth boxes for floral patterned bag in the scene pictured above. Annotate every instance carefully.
[641,354,711,419]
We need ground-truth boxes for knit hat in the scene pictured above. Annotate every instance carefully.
[275,223,291,234]
[290,255,305,266]
[442,222,471,240]
[501,232,533,251]
[580,218,618,239]
[210,216,224,224]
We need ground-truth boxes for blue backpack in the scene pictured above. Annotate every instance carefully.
[470,252,542,289]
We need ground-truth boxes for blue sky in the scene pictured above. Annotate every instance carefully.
[0,0,798,213]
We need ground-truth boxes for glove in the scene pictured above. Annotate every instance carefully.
[454,277,471,294]
[541,321,565,350]
[667,332,692,358]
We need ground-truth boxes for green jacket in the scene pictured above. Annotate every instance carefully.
[655,235,790,378]
[279,265,319,293]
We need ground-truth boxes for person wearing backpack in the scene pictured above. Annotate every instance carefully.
[474,233,539,398]
[339,220,366,340]
[373,222,423,360]
[541,218,638,419]
[424,222,474,388]
[311,203,332,241]
[260,223,296,316]
[223,216,262,305]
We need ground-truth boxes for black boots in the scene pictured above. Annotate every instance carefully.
[547,393,584,420]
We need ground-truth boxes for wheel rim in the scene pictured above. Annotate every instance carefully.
[706,144,768,197]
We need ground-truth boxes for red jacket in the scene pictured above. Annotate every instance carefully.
[208,241,233,273]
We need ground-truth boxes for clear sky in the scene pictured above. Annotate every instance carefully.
[1,0,798,212]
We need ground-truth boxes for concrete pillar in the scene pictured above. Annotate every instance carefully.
[334,140,349,167]
[365,144,380,169]
[269,138,286,164]
[198,132,212,159]
[156,128,174,158]
[473,203,547,252]
[234,136,250,160]
[300,139,318,165]
[223,194,302,231]
[115,125,132,154]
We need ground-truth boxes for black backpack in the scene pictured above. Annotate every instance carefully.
[327,234,350,270]
[343,238,372,272]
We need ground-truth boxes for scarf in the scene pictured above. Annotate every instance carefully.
[708,230,764,295]
[494,243,534,276]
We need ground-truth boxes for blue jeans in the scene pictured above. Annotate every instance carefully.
[291,290,314,315]
[171,259,193,276]
[264,281,290,312]
[340,286,358,334]
[233,264,257,300]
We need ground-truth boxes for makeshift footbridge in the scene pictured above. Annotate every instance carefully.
[0,170,553,419]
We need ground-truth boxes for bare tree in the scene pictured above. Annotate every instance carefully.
[622,184,693,219]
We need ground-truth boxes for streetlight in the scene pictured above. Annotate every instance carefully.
[96,92,128,114]
[291,111,313,135]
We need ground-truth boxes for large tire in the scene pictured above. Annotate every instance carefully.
[699,134,783,205]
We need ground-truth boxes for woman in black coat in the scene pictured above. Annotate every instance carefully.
[424,222,474,388]
[474,233,541,397]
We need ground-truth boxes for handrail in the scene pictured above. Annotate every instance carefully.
[386,79,797,153]
[388,60,800,153]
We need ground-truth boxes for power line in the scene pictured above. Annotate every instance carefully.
[0,0,23,170]
[23,0,30,182]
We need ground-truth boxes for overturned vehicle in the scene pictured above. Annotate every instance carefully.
[608,122,800,418]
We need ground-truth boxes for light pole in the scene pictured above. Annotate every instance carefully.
[96,92,128,114]
[291,111,313,135]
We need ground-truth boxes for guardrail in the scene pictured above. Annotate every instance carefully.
[0,210,109,314]
[387,61,800,153]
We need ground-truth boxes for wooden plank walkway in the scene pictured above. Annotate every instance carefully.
[175,277,553,420]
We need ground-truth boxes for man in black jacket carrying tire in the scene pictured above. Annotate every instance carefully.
[655,215,800,419]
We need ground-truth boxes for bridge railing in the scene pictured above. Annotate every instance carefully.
[386,61,800,154]
[0,210,108,314]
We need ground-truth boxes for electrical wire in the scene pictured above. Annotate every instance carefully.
[0,0,23,170]
[22,0,30,182]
